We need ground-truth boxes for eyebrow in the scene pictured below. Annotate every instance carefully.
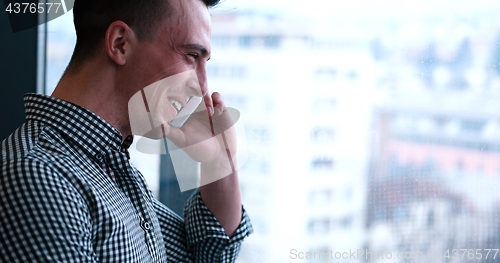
[182,44,211,60]
[184,44,207,55]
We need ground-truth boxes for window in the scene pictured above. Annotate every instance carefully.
[315,68,337,83]
[222,95,247,109]
[347,70,359,81]
[344,188,353,201]
[242,157,270,174]
[41,2,500,263]
[312,98,337,114]
[263,35,281,48]
[339,216,353,229]
[239,35,253,48]
[308,217,331,234]
[311,156,334,170]
[206,65,247,79]
[309,189,333,204]
[312,128,335,144]
[212,35,232,48]
[461,119,486,134]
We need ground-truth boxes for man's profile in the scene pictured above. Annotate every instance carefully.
[0,0,253,262]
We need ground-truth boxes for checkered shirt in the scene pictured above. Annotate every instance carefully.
[0,94,252,262]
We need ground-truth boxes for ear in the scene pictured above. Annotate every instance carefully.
[105,21,135,66]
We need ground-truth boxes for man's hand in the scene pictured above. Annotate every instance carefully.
[165,92,242,236]
[165,92,238,182]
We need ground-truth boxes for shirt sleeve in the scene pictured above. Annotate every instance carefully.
[184,189,253,263]
[0,159,98,263]
[153,189,253,263]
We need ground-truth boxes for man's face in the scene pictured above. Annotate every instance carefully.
[126,0,212,137]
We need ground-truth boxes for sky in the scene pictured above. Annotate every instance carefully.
[216,0,500,24]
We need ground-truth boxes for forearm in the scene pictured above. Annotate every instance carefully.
[183,189,253,263]
[199,167,242,237]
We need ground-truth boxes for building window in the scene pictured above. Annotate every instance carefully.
[340,216,353,229]
[456,160,463,172]
[207,65,247,79]
[312,98,337,114]
[461,119,486,134]
[239,35,253,48]
[315,68,337,82]
[311,157,334,170]
[312,128,335,144]
[348,71,359,81]
[243,157,270,174]
[309,189,333,204]
[207,65,219,79]
[392,205,408,220]
[308,217,330,234]
[344,188,353,201]
[230,66,246,79]
[264,35,281,48]
[212,35,232,48]
[223,95,247,109]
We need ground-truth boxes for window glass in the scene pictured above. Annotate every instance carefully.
[44,1,500,262]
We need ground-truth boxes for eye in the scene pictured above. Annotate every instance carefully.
[188,53,198,60]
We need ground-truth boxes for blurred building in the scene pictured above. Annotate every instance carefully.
[367,14,500,262]
[208,11,375,263]
[369,101,500,262]
[40,3,500,263]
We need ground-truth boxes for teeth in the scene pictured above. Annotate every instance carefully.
[169,99,182,112]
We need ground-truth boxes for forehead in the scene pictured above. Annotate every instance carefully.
[163,0,212,40]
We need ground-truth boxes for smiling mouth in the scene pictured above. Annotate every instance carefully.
[168,96,191,114]
[169,98,182,113]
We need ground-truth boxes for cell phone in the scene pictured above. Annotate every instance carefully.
[169,96,203,128]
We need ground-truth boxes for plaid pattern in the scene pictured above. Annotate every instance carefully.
[0,94,253,263]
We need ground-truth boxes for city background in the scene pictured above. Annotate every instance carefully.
[44,0,500,262]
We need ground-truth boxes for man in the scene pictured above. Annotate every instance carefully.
[0,0,252,262]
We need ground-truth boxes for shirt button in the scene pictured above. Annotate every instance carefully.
[142,221,151,231]
[95,153,103,161]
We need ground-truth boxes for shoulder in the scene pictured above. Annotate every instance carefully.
[1,120,69,163]
[0,120,82,188]
[0,122,91,213]
[1,121,66,184]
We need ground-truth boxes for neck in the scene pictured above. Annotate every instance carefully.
[52,60,132,140]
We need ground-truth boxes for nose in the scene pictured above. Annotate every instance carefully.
[196,63,208,97]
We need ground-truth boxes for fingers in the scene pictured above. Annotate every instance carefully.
[212,92,226,116]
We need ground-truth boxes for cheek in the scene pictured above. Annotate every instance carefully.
[150,89,174,125]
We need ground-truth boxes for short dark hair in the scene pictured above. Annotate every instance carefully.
[68,0,220,72]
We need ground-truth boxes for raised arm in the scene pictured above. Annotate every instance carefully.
[199,92,242,236]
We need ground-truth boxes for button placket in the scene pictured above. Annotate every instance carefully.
[139,216,151,231]
[138,216,158,260]
[111,153,158,259]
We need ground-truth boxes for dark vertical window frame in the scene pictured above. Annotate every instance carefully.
[0,3,39,140]
[37,0,47,95]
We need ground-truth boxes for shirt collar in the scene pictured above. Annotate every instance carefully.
[24,93,132,159]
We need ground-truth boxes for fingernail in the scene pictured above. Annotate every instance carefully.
[207,106,213,116]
